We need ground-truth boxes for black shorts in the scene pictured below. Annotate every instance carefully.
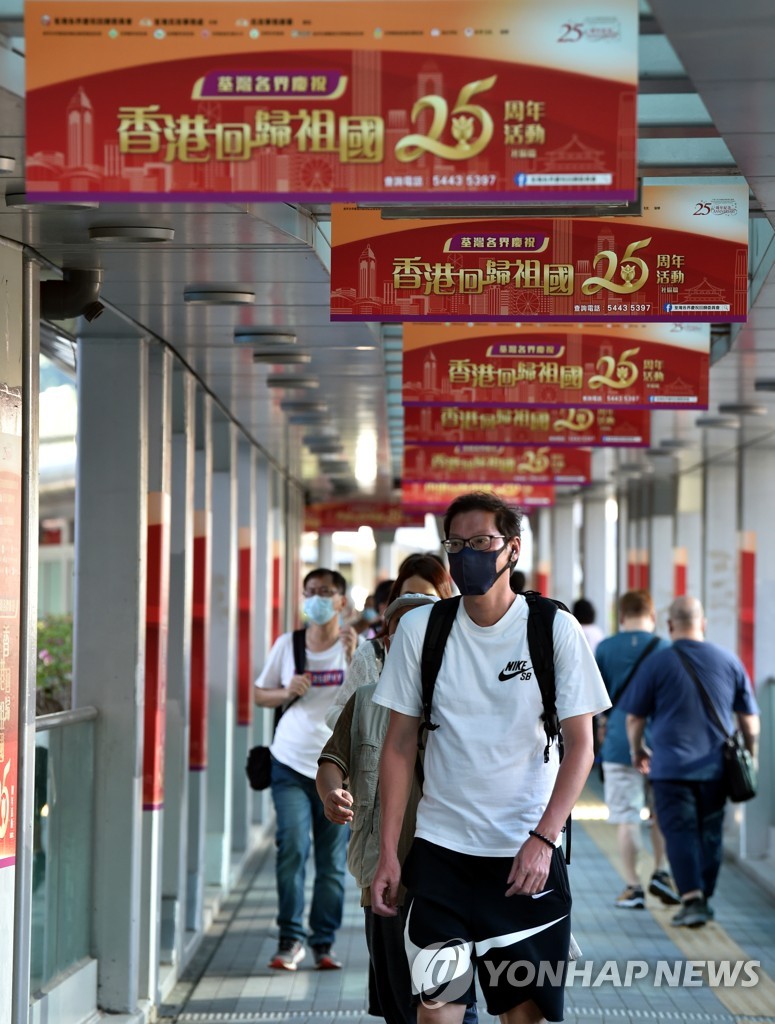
[402,838,572,1021]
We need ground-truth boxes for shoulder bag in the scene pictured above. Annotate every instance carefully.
[246,628,305,790]
[673,647,757,803]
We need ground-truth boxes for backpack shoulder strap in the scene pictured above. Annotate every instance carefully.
[292,628,307,675]
[523,591,563,764]
[418,596,462,751]
[369,637,385,673]
[523,590,574,864]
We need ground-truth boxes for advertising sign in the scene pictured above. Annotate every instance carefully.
[402,481,555,512]
[404,404,649,447]
[404,443,591,485]
[305,502,424,533]
[331,185,749,322]
[26,0,637,203]
[402,323,710,410]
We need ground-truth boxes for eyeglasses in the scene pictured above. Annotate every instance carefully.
[441,535,506,555]
[303,587,338,598]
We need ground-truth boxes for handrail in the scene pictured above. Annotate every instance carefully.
[35,706,97,733]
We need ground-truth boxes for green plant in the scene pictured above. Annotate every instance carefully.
[36,615,73,714]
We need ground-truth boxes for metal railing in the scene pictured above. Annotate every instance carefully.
[31,706,97,994]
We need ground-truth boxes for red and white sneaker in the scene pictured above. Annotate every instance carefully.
[268,938,305,971]
[312,943,342,970]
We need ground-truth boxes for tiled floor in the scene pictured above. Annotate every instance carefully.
[161,791,775,1024]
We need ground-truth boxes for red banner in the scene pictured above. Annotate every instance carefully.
[26,0,637,203]
[0,422,21,872]
[237,531,253,728]
[331,185,748,323]
[143,492,170,810]
[403,323,710,410]
[404,405,649,447]
[402,481,555,511]
[305,502,425,533]
[404,443,591,485]
[189,513,209,771]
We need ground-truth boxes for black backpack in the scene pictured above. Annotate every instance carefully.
[246,628,306,790]
[417,590,573,860]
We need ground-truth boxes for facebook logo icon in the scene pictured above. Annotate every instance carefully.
[514,173,528,187]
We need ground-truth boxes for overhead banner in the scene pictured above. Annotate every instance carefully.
[331,185,749,322]
[404,443,591,485]
[402,323,710,410]
[402,481,555,512]
[25,0,637,203]
[305,502,424,533]
[405,401,647,446]
[404,405,649,447]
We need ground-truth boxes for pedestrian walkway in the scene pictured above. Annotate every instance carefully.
[160,786,775,1024]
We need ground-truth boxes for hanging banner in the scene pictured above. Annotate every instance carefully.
[402,322,710,410]
[25,0,637,203]
[402,481,555,512]
[305,502,424,533]
[404,404,649,447]
[331,184,749,322]
[404,443,591,485]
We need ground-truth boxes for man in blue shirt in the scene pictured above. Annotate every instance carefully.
[595,590,677,910]
[623,596,760,928]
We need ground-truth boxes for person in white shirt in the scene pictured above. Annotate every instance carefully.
[371,492,610,1024]
[254,568,357,972]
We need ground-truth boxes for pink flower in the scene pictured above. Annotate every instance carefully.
[39,649,53,665]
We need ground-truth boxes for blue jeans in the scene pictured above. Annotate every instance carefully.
[651,778,726,899]
[270,755,348,946]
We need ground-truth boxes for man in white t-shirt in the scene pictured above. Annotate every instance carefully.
[372,492,610,1024]
[255,568,357,972]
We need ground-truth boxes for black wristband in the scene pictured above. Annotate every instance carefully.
[528,829,556,849]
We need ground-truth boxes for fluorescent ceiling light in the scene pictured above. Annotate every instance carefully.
[717,402,767,416]
[695,414,740,429]
[5,191,98,210]
[355,430,377,486]
[253,351,311,365]
[89,225,174,242]
[234,329,297,345]
[184,288,255,304]
[266,374,319,389]
[754,378,775,392]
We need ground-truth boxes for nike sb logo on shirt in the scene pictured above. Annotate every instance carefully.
[497,660,532,682]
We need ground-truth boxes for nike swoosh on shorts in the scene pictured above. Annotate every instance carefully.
[531,888,554,899]
[474,914,569,957]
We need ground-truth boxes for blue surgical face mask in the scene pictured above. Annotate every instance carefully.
[447,543,514,597]
[362,607,380,624]
[303,595,337,625]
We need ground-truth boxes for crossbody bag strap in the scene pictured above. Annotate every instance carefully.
[609,636,661,710]
[274,628,306,731]
[673,646,731,739]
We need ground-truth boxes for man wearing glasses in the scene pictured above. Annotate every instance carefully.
[371,492,609,1024]
[255,568,357,972]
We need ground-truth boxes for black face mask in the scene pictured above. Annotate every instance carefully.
[447,543,515,597]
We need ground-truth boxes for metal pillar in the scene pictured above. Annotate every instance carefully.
[581,492,611,634]
[374,529,396,578]
[703,458,738,652]
[676,469,704,599]
[74,335,148,1014]
[161,367,195,967]
[318,532,334,568]
[550,497,578,609]
[648,477,677,632]
[205,415,238,888]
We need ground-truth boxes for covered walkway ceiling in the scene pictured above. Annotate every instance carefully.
[2,0,775,503]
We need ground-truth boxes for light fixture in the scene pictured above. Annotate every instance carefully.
[266,374,319,389]
[89,225,174,242]
[754,378,775,392]
[234,328,297,345]
[659,438,693,449]
[307,440,343,454]
[184,287,255,304]
[252,350,311,365]
[280,400,328,414]
[695,414,741,429]
[5,191,98,210]
[0,157,16,174]
[287,412,330,425]
[717,402,768,416]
